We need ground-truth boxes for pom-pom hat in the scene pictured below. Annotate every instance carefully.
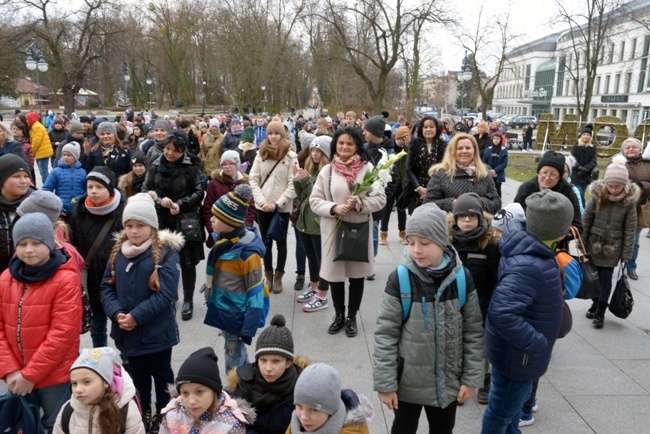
[211,184,252,228]
[255,314,294,361]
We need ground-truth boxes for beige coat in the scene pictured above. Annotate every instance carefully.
[249,151,298,213]
[310,163,386,281]
[201,130,225,175]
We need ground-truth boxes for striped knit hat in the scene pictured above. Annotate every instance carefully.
[211,184,251,228]
[603,163,629,185]
[255,314,294,361]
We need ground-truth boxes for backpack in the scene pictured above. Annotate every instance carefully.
[397,265,466,321]
[0,394,45,434]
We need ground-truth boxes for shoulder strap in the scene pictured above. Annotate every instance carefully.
[158,247,174,268]
[456,268,466,309]
[121,401,130,428]
[398,265,412,322]
[61,402,73,434]
[259,158,283,189]
[84,215,118,268]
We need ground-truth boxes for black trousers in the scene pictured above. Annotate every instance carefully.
[256,210,290,272]
[392,400,458,434]
[297,231,322,285]
[325,277,364,316]
[128,348,174,410]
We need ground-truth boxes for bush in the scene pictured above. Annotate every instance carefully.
[87,98,100,109]
[174,99,185,108]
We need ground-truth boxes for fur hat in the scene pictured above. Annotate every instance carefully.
[68,121,84,135]
[16,190,63,224]
[491,202,525,232]
[176,347,222,394]
[220,150,241,170]
[62,143,81,161]
[364,115,386,139]
[70,347,117,386]
[294,363,341,415]
[12,213,55,252]
[87,167,116,196]
[603,163,629,185]
[255,314,294,361]
[211,184,252,228]
[0,154,31,188]
[310,135,332,159]
[525,190,574,241]
[405,202,449,249]
[537,151,565,177]
[123,192,158,228]
[96,122,117,137]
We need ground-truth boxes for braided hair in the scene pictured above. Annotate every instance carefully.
[106,228,164,292]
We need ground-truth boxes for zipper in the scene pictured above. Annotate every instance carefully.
[433,292,444,408]
[522,353,529,366]
[17,283,29,366]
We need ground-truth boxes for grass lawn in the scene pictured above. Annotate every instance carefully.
[506,152,613,184]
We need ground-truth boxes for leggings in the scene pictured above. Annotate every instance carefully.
[256,210,290,272]
[392,400,458,434]
[128,348,174,410]
[181,262,197,296]
[297,231,322,285]
[327,277,364,316]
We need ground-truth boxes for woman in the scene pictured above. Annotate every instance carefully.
[473,120,491,158]
[424,133,501,214]
[222,118,243,152]
[381,126,410,245]
[0,123,29,163]
[570,124,598,205]
[310,127,386,337]
[482,133,508,198]
[128,122,146,151]
[9,121,35,176]
[406,116,447,212]
[619,137,650,280]
[83,121,132,178]
[249,120,298,294]
[143,130,204,321]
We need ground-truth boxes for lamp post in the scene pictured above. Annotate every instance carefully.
[202,81,207,114]
[261,85,266,113]
[122,60,130,108]
[458,50,473,117]
[25,40,48,119]
[146,71,152,111]
[313,85,319,116]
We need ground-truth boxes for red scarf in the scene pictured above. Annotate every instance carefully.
[331,154,364,190]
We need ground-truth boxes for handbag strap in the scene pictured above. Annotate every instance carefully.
[569,226,587,253]
[84,215,117,270]
[260,158,283,189]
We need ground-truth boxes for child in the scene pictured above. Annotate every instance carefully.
[373,203,484,434]
[203,184,268,372]
[583,163,638,327]
[0,213,82,433]
[491,202,525,244]
[118,151,148,198]
[160,347,252,433]
[42,142,87,220]
[228,314,309,434]
[449,193,501,404]
[100,192,184,432]
[54,347,145,433]
[288,363,372,433]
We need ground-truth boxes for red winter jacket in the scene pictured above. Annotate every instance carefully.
[0,253,82,389]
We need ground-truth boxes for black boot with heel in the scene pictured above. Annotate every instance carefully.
[593,301,608,328]
[181,287,193,321]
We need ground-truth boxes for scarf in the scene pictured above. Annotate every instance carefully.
[158,154,184,176]
[121,238,153,259]
[85,190,122,216]
[204,226,247,293]
[451,219,489,247]
[236,363,300,411]
[456,163,476,177]
[101,145,114,165]
[607,191,627,202]
[414,247,458,280]
[0,188,33,213]
[259,140,289,161]
[9,249,66,283]
[231,127,243,136]
[65,133,83,145]
[331,154,364,190]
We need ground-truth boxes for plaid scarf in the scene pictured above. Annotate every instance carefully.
[331,154,363,190]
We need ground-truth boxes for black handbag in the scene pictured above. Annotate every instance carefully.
[571,227,601,299]
[289,202,301,224]
[334,220,370,263]
[179,212,204,242]
[609,266,634,319]
[557,301,573,338]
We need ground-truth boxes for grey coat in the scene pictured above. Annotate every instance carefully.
[372,248,484,408]
[583,181,639,268]
[424,167,501,213]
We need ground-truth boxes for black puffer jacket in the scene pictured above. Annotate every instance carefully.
[0,189,34,273]
[570,143,598,186]
[514,177,583,233]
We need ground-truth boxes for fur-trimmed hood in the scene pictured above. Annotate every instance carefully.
[341,393,373,428]
[447,211,496,250]
[112,228,185,251]
[226,355,309,393]
[588,180,641,206]
[209,168,250,185]
[165,386,257,425]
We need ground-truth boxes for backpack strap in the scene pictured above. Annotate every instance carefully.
[61,402,73,434]
[397,265,412,322]
[456,268,466,309]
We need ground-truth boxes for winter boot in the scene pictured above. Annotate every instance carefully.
[585,299,598,319]
[399,230,408,245]
[273,271,285,294]
[294,273,305,290]
[181,287,193,321]
[345,315,358,337]
[477,374,491,404]
[265,269,274,291]
[379,231,388,245]
[328,309,345,334]
[142,407,152,432]
[148,404,164,434]
[593,301,608,328]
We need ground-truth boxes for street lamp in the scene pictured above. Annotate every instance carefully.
[146,70,152,110]
[25,40,48,119]
[458,50,473,117]
[202,81,207,114]
[313,85,319,116]
[261,85,266,113]
[122,60,130,108]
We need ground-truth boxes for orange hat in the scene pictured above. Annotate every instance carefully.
[395,126,410,139]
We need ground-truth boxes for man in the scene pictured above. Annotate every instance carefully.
[254,115,267,146]
[343,111,357,128]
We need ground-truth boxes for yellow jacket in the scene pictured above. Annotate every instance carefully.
[29,121,54,159]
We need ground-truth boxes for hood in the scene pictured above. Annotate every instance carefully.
[225,355,309,393]
[342,391,373,427]
[588,180,641,206]
[499,220,556,260]
[166,387,257,425]
[57,160,83,169]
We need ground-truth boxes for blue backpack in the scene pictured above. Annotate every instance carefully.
[0,394,45,434]
[397,265,466,321]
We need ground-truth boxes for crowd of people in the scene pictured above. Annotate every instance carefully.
[0,106,648,434]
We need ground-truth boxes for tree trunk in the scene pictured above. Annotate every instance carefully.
[63,88,76,116]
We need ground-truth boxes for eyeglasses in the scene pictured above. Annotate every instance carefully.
[457,214,479,221]
[221,161,237,167]
[539,170,560,180]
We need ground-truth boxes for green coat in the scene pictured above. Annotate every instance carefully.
[293,173,321,235]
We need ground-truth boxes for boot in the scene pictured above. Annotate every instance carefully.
[379,230,388,245]
[142,407,152,432]
[345,315,358,337]
[593,301,608,328]
[399,230,407,245]
[181,287,193,321]
[328,311,345,334]
[273,271,284,294]
[294,273,305,291]
[476,374,491,404]
[585,299,598,319]
[148,404,164,434]
[265,269,274,291]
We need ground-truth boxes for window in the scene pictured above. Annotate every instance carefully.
[604,75,611,94]
[620,41,626,62]
[608,43,615,63]
[601,109,607,117]
[614,74,621,94]
[631,38,637,60]
[622,110,628,122]
[565,80,570,96]
[525,64,531,90]
[638,35,650,93]
[633,110,640,127]
[625,72,632,94]
[556,55,565,96]
[592,109,598,120]
[595,76,601,95]
[554,108,560,119]
[611,109,617,117]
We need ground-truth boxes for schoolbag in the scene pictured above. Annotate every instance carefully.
[0,394,45,434]
[397,265,466,322]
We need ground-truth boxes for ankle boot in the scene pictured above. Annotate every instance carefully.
[181,287,193,321]
[142,407,152,432]
[328,311,345,334]
[585,299,598,319]
[149,404,164,434]
[273,271,284,294]
[294,273,305,291]
[379,230,388,245]
[345,315,358,337]
[399,230,407,245]
[265,269,274,291]
[593,301,608,328]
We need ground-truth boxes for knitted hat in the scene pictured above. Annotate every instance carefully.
[453,192,484,221]
[241,127,255,143]
[220,150,241,170]
[266,121,287,139]
[68,121,84,135]
[176,347,222,394]
[603,163,629,184]
[492,202,525,232]
[26,112,40,127]
[301,133,316,150]
[13,213,55,252]
[581,123,593,136]
[87,167,116,196]
[230,118,241,126]
[212,184,252,228]
[142,123,154,136]
[123,192,158,228]
[16,190,63,224]
[525,190,574,241]
[294,363,341,415]
[154,119,172,133]
[62,143,81,161]
[79,116,92,124]
[0,154,31,188]
[70,347,117,386]
[310,135,332,159]
[255,314,294,361]
[52,118,64,127]
[131,151,147,167]
[199,122,207,129]
[364,115,386,138]
[405,202,449,249]
[209,118,220,128]
[564,154,577,177]
[537,151,565,177]
[96,122,117,137]
[395,126,410,140]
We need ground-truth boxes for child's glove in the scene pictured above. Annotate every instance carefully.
[239,335,253,345]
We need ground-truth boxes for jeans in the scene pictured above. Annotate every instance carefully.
[256,210,290,272]
[372,220,379,258]
[597,266,615,304]
[36,158,50,184]
[127,348,174,409]
[294,227,306,275]
[627,228,642,271]
[392,400,457,434]
[20,381,71,433]
[481,369,533,434]
[575,184,587,207]
[224,330,249,372]
[90,308,108,348]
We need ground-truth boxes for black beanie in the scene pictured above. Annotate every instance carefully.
[131,151,148,168]
[86,166,116,196]
[176,347,223,394]
[580,123,593,136]
[0,154,31,188]
[453,192,484,221]
[255,314,294,361]
[537,151,565,177]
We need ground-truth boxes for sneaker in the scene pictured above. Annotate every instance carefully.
[296,289,316,303]
[531,401,538,413]
[519,412,534,427]
[303,296,329,312]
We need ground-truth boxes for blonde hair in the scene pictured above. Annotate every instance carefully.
[429,133,489,181]
[107,228,164,291]
[305,152,330,175]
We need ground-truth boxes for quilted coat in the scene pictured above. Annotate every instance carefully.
[41,160,87,214]
[424,167,501,213]
[28,121,54,159]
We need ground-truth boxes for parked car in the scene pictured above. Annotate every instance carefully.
[509,116,538,128]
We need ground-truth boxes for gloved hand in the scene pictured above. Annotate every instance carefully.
[239,335,253,345]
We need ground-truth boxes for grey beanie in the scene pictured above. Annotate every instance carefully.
[122,192,159,228]
[17,190,63,224]
[364,115,386,139]
[453,192,484,221]
[405,202,449,249]
[154,119,172,134]
[301,133,316,149]
[525,190,574,241]
[96,122,117,137]
[13,212,55,252]
[70,347,117,386]
[68,121,84,135]
[294,363,341,415]
[62,142,81,161]
[310,135,332,160]
[220,150,241,170]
